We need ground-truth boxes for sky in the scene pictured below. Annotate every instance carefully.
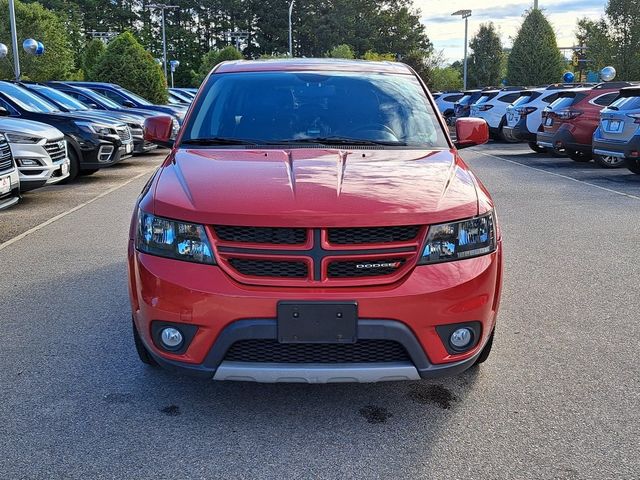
[417,0,607,64]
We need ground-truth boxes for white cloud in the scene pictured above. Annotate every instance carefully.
[415,0,606,63]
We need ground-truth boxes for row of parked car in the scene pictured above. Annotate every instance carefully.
[0,82,196,210]
[434,81,640,174]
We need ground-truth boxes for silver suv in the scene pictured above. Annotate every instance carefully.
[0,132,20,209]
[593,86,640,174]
[0,118,70,191]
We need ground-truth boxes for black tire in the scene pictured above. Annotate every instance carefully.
[528,142,547,154]
[593,154,625,169]
[133,319,158,366]
[625,158,640,174]
[59,147,80,183]
[550,148,568,158]
[568,150,592,162]
[474,329,494,365]
[79,168,100,176]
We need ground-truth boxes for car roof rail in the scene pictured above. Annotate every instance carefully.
[544,82,595,90]
[593,81,638,90]
[619,85,640,96]
[499,86,526,91]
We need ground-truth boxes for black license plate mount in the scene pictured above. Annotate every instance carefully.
[277,301,358,344]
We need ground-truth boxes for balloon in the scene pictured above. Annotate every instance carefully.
[0,43,7,59]
[22,38,38,55]
[562,71,575,83]
[35,42,45,56]
[600,66,616,82]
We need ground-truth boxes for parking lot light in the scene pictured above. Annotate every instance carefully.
[148,4,179,80]
[451,9,472,91]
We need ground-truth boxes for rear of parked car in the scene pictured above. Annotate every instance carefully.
[451,90,482,124]
[0,133,20,210]
[593,86,640,173]
[435,91,463,122]
[469,87,523,140]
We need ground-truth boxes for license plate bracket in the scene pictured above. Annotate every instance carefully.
[0,175,11,195]
[277,301,358,344]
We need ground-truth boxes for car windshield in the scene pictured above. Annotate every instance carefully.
[0,83,59,113]
[608,94,640,111]
[182,71,448,148]
[119,87,152,106]
[31,86,90,111]
[548,94,582,110]
[77,87,122,109]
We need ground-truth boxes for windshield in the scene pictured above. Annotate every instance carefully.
[0,83,59,113]
[31,86,89,111]
[608,94,640,111]
[119,87,152,106]
[182,71,448,148]
[77,87,122,109]
[548,94,584,111]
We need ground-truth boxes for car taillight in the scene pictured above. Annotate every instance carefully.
[627,113,640,124]
[555,110,583,120]
[477,105,494,111]
[516,106,536,116]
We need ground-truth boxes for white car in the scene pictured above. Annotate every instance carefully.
[0,132,20,209]
[0,117,70,191]
[435,91,463,119]
[503,84,594,152]
[469,87,524,140]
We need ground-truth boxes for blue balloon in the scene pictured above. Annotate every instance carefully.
[35,42,45,56]
[563,71,575,83]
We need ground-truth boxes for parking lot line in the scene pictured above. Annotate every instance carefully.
[476,151,640,201]
[0,167,156,252]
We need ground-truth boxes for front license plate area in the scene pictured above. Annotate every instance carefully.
[278,301,358,344]
[0,175,11,195]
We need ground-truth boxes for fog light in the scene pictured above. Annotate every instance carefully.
[160,327,183,349]
[450,328,473,350]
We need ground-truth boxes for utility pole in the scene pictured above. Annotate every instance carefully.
[534,0,539,9]
[8,0,20,81]
[288,0,295,57]
[452,10,472,90]
[148,4,179,80]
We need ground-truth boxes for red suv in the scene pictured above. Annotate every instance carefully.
[129,59,501,383]
[537,82,634,166]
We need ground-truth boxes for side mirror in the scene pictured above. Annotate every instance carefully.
[0,106,10,117]
[144,115,175,148]
[454,118,489,149]
[122,100,136,108]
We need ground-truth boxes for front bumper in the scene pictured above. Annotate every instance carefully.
[68,134,127,170]
[11,142,70,192]
[129,241,503,382]
[593,133,640,159]
[133,137,158,154]
[0,167,20,210]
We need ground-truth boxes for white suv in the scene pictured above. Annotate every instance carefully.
[469,87,524,140]
[0,118,70,191]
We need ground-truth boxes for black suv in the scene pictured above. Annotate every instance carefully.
[0,81,132,181]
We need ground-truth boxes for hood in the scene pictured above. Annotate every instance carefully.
[152,148,480,227]
[78,110,145,125]
[53,111,124,127]
[0,117,64,140]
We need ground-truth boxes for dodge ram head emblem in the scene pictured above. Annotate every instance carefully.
[356,261,402,269]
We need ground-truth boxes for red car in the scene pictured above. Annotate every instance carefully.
[537,82,633,166]
[128,59,501,383]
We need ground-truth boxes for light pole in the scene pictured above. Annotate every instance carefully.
[169,60,179,88]
[148,3,179,80]
[8,0,20,81]
[452,9,472,91]
[288,0,295,57]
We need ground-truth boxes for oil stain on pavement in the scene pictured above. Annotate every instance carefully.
[358,405,392,424]
[406,384,458,409]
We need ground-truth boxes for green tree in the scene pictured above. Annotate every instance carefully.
[468,23,503,88]
[91,31,167,104]
[401,48,440,87]
[431,67,463,91]
[328,44,355,59]
[195,46,243,84]
[82,39,106,80]
[0,0,76,81]
[362,51,396,61]
[507,9,564,85]
[605,0,640,80]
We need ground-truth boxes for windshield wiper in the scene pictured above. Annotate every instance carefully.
[271,136,407,146]
[181,136,265,146]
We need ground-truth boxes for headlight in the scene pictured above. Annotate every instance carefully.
[75,121,115,136]
[136,210,215,264]
[4,132,43,144]
[419,212,497,265]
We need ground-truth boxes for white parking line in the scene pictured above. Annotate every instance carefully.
[476,151,640,201]
[0,168,155,252]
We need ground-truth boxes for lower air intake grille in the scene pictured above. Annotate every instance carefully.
[224,339,411,363]
[215,225,306,244]
[328,225,420,244]
[228,258,308,278]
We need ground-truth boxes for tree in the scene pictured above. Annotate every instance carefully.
[91,32,167,104]
[431,67,463,91]
[605,0,640,80]
[402,48,441,88]
[195,46,243,84]
[363,51,396,61]
[328,44,355,59]
[507,9,564,85]
[468,23,503,88]
[82,39,106,80]
[0,0,76,81]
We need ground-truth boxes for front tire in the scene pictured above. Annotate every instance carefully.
[594,154,624,168]
[625,158,640,174]
[133,319,158,366]
[528,142,547,154]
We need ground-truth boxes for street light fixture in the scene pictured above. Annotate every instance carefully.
[452,9,472,91]
[148,3,179,80]
[288,0,295,57]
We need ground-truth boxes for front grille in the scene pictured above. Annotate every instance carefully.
[328,258,406,278]
[224,339,410,363]
[328,225,420,244]
[228,258,308,278]
[43,139,66,162]
[0,138,13,172]
[129,126,143,137]
[117,127,132,142]
[215,225,307,244]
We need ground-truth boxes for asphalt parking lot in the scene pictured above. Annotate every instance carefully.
[1,143,638,479]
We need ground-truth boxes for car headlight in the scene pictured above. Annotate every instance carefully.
[4,132,43,144]
[136,210,215,264]
[418,211,497,265]
[75,121,115,136]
